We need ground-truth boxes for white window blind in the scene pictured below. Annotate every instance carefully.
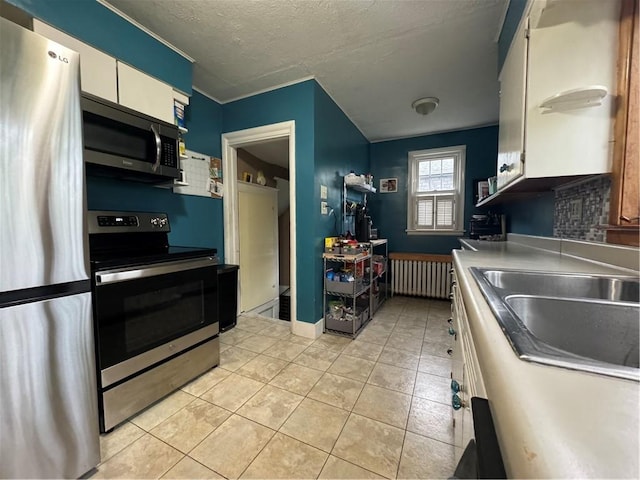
[407,146,465,233]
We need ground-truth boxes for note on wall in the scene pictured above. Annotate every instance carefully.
[173,149,223,198]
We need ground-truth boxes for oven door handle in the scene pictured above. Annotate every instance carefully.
[95,257,216,285]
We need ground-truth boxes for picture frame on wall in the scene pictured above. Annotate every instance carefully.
[380,177,398,193]
[242,172,253,183]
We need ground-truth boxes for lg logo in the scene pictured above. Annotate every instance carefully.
[47,50,69,63]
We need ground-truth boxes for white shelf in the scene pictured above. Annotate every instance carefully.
[178,126,188,134]
[347,183,376,193]
[173,181,189,187]
[180,154,189,159]
[539,86,608,113]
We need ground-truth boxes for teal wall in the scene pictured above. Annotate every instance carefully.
[498,0,528,72]
[369,126,499,254]
[7,0,192,93]
[314,83,369,321]
[222,80,317,323]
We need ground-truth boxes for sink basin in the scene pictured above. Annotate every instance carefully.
[470,268,640,381]
[481,269,639,302]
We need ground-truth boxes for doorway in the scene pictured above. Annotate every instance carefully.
[222,122,300,334]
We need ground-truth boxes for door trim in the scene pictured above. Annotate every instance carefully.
[222,121,299,333]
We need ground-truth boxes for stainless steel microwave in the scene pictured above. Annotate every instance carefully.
[81,93,180,183]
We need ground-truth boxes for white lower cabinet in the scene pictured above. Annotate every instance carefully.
[451,268,486,463]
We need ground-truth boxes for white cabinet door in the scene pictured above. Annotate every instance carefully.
[117,61,174,123]
[497,17,527,190]
[33,20,117,102]
[525,0,620,178]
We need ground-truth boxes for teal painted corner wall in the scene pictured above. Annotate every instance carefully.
[369,126,499,254]
[222,80,317,323]
[314,83,369,323]
[7,0,192,93]
[498,0,528,72]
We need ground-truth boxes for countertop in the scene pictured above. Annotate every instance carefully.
[453,238,639,478]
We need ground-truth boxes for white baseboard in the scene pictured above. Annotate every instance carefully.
[291,317,324,339]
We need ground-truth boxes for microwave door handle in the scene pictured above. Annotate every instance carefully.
[150,123,161,172]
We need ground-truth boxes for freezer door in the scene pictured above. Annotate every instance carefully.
[0,292,100,478]
[0,18,88,292]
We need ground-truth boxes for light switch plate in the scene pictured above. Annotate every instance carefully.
[320,185,328,200]
[321,201,328,215]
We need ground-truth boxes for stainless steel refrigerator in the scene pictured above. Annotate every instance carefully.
[0,17,100,478]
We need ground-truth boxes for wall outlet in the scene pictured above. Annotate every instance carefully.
[321,201,328,215]
[569,199,583,220]
[320,185,328,200]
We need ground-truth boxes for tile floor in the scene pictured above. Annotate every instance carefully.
[90,296,456,479]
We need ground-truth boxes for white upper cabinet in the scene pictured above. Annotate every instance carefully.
[497,17,528,190]
[496,0,621,193]
[117,62,175,124]
[33,20,118,102]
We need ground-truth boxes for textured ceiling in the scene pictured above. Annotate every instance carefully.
[105,0,507,141]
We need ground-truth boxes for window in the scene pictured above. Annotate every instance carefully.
[407,146,466,234]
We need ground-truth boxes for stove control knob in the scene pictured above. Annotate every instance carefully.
[159,218,168,227]
[150,218,159,226]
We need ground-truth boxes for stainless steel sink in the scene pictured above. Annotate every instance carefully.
[481,269,639,302]
[470,268,640,381]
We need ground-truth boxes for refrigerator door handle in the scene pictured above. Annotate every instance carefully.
[95,257,216,285]
[150,123,161,172]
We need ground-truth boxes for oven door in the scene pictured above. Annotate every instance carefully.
[93,257,217,388]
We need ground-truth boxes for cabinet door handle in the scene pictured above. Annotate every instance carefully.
[448,326,456,336]
[451,379,460,393]
[448,292,454,300]
[452,393,464,410]
[499,162,512,173]
[447,348,453,356]
[447,318,453,324]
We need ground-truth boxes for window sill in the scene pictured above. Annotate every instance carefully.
[406,230,465,236]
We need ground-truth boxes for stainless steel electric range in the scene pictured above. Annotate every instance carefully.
[88,210,219,432]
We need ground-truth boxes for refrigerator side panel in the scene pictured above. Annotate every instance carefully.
[0,292,100,478]
[0,18,88,292]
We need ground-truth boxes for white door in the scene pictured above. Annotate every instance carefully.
[238,182,279,312]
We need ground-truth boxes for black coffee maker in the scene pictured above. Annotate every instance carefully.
[354,204,372,242]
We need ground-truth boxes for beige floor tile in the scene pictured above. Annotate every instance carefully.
[293,345,340,371]
[162,456,223,479]
[235,354,288,382]
[425,325,453,345]
[236,384,303,429]
[332,413,404,478]
[219,342,232,353]
[341,340,384,361]
[385,333,423,354]
[201,373,265,411]
[190,415,274,479]
[131,390,196,431]
[355,328,390,346]
[219,328,254,345]
[259,322,292,339]
[407,396,454,445]
[396,314,428,327]
[327,353,376,382]
[269,363,324,395]
[307,372,365,410]
[312,334,352,353]
[99,421,145,464]
[181,367,232,397]
[150,398,231,453]
[367,363,416,394]
[281,333,316,346]
[235,316,271,333]
[318,455,384,479]
[262,339,308,361]
[367,317,397,331]
[241,432,328,479]
[413,372,452,405]
[234,335,279,354]
[279,398,349,452]
[398,431,456,479]
[418,353,452,378]
[421,339,451,359]
[352,384,411,429]
[377,346,420,370]
[219,346,259,371]
[92,433,182,479]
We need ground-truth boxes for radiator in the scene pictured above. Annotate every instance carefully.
[390,253,453,299]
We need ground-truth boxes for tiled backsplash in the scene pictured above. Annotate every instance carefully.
[554,176,611,242]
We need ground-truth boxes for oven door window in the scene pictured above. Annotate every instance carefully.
[94,266,217,369]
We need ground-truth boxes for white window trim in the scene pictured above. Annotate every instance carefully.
[406,145,466,235]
